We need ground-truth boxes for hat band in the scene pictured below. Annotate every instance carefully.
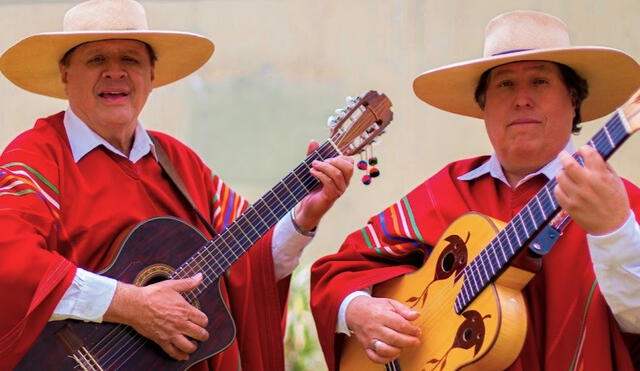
[491,48,532,56]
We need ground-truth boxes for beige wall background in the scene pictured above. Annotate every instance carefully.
[1,0,640,266]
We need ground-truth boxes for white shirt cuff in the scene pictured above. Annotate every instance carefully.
[588,210,640,333]
[50,267,117,323]
[272,212,314,280]
[336,289,372,335]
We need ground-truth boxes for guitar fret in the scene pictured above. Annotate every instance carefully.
[455,109,637,313]
[604,123,616,150]
[495,239,508,265]
[479,252,490,283]
[534,195,547,220]
[516,213,529,238]
[245,206,270,235]
[504,227,516,254]
[469,264,480,294]
[543,186,555,209]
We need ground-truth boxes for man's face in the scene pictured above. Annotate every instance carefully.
[59,39,154,136]
[483,61,575,175]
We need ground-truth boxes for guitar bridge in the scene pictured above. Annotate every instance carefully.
[56,324,104,370]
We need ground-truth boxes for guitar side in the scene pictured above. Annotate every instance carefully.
[17,217,235,371]
[340,212,534,371]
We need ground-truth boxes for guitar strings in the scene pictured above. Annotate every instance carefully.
[89,117,362,367]
[375,115,627,368]
[391,114,628,352]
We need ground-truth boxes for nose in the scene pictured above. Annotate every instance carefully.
[513,85,533,109]
[101,60,127,80]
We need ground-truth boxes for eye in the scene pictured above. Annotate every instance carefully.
[122,55,140,64]
[497,80,513,88]
[88,55,105,64]
[533,78,549,85]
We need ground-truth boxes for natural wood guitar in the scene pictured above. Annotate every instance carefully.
[340,90,640,371]
[16,91,393,371]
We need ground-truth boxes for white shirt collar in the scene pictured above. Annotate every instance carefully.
[63,107,157,163]
[458,140,575,188]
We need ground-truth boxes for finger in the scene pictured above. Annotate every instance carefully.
[554,182,574,211]
[171,334,198,355]
[579,145,607,173]
[557,151,585,184]
[364,347,396,364]
[312,159,350,191]
[372,339,402,359]
[333,156,355,185]
[377,325,421,348]
[311,164,345,194]
[170,273,203,292]
[389,299,420,321]
[306,139,319,155]
[186,308,209,328]
[163,342,189,361]
[181,319,209,342]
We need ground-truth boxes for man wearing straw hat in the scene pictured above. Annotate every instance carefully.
[0,0,353,369]
[311,10,640,370]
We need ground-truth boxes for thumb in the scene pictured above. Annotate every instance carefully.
[170,272,203,292]
[389,299,420,320]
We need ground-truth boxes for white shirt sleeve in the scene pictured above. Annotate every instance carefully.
[336,288,372,335]
[50,267,117,322]
[588,210,640,333]
[271,212,314,280]
[51,212,310,322]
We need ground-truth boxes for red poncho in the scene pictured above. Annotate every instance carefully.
[311,156,640,370]
[0,112,289,370]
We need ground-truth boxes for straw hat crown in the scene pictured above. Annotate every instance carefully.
[413,10,640,122]
[0,0,215,99]
[483,11,570,57]
[63,0,149,31]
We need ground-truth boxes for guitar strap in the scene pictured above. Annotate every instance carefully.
[149,134,217,238]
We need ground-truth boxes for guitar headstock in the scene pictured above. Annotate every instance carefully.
[621,88,640,133]
[327,91,393,156]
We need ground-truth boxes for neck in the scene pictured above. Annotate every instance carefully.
[101,129,135,156]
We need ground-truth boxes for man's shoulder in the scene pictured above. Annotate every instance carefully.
[404,155,491,199]
[2,111,68,161]
[146,130,206,167]
[432,155,491,181]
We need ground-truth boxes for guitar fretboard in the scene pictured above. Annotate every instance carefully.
[171,140,340,295]
[455,110,633,313]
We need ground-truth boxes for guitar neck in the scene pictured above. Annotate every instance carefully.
[171,140,340,292]
[455,110,635,313]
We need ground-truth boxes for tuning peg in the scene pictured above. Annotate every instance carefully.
[327,115,338,128]
[346,96,358,105]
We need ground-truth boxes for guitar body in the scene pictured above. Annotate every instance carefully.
[17,217,235,371]
[340,212,535,371]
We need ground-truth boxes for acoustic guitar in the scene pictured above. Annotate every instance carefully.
[16,91,393,371]
[340,89,640,371]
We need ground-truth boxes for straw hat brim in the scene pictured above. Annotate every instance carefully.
[0,30,214,99]
[413,46,640,122]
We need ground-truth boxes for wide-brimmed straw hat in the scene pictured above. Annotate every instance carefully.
[0,0,214,99]
[413,10,640,122]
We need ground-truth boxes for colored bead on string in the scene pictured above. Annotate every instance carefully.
[357,147,381,185]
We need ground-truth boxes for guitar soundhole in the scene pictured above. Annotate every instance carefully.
[145,275,169,285]
[441,251,455,272]
[133,263,174,286]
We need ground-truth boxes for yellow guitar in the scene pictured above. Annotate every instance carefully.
[340,90,640,371]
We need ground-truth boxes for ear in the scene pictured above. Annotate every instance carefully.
[59,63,68,84]
[150,65,155,82]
